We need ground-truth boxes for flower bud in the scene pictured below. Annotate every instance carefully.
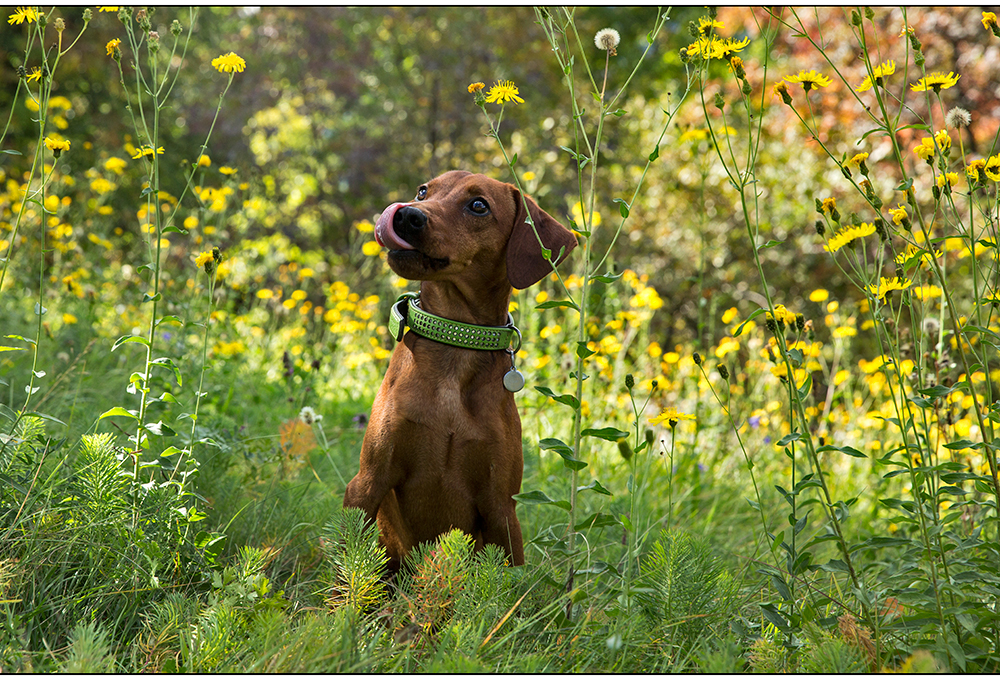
[718,364,730,381]
[625,373,635,390]
[644,429,655,446]
[617,438,633,463]
[83,8,92,22]
[815,220,825,236]
[714,92,725,111]
[741,79,753,96]
[693,352,702,366]
[171,19,182,36]
[864,7,875,20]
[851,10,862,26]
[54,17,65,32]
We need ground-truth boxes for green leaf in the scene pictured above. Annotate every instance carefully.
[150,357,183,387]
[142,292,162,304]
[512,490,571,511]
[648,145,660,162]
[575,512,621,530]
[759,603,790,632]
[534,386,580,410]
[589,271,623,284]
[771,574,792,601]
[99,406,139,421]
[776,432,801,447]
[112,334,150,352]
[535,299,579,311]
[733,308,767,337]
[612,198,629,218]
[575,342,595,359]
[581,426,630,442]
[0,346,27,352]
[757,239,783,252]
[540,438,588,471]
[817,444,867,458]
[1,149,23,156]
[4,334,36,347]
[162,224,187,235]
[577,479,613,496]
[143,421,177,437]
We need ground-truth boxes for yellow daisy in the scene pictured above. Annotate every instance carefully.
[212,52,246,74]
[910,72,960,93]
[784,69,832,92]
[484,79,524,105]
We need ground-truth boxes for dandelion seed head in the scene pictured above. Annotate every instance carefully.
[946,107,971,129]
[595,28,620,53]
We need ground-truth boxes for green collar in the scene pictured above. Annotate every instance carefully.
[388,292,521,352]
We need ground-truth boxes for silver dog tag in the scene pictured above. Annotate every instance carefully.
[503,368,525,392]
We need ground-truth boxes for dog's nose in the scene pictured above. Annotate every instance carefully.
[394,205,427,242]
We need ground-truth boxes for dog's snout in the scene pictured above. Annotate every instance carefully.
[394,205,427,241]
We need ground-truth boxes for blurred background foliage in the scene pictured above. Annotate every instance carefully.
[3,6,997,353]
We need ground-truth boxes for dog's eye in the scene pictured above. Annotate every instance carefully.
[416,186,427,200]
[468,198,490,215]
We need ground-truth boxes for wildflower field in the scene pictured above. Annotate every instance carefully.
[3,5,1000,673]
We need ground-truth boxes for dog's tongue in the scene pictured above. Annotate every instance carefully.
[374,203,416,251]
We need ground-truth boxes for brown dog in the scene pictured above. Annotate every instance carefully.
[343,170,577,572]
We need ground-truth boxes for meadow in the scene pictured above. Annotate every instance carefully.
[2,5,1000,672]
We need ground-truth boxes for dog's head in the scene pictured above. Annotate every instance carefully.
[374,170,577,290]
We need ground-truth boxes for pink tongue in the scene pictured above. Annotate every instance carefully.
[374,203,416,251]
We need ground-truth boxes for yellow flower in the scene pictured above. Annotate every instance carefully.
[913,137,936,162]
[8,7,39,25]
[712,36,750,60]
[772,80,792,104]
[697,16,725,36]
[934,129,951,152]
[26,67,42,82]
[98,6,119,11]
[784,69,832,92]
[467,82,485,94]
[846,152,869,168]
[824,222,876,253]
[62,313,78,325]
[766,304,798,327]
[212,52,246,74]
[985,154,1000,182]
[867,276,912,299]
[982,11,998,32]
[131,145,165,159]
[256,289,274,300]
[197,154,211,167]
[855,59,896,92]
[966,158,986,183]
[362,241,380,256]
[649,407,696,429]
[44,137,71,156]
[104,156,127,174]
[887,204,908,225]
[484,79,524,105]
[355,219,374,233]
[721,306,738,324]
[936,171,959,189]
[809,289,829,302]
[106,38,121,56]
[911,72,960,93]
[195,250,215,270]
[219,166,237,175]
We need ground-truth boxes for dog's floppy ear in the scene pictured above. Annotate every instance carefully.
[506,188,578,290]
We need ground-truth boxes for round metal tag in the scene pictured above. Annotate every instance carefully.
[503,368,525,393]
